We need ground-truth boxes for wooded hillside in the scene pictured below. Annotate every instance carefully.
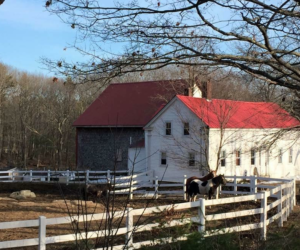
[0,63,103,170]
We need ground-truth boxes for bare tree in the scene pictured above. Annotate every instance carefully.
[43,1,300,92]
[0,62,101,169]
[0,64,15,160]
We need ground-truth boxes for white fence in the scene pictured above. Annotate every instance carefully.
[0,176,296,249]
[0,169,133,184]
[0,169,156,200]
[0,169,185,199]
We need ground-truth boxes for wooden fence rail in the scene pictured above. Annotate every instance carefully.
[0,176,296,249]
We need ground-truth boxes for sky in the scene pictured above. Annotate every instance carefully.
[0,0,252,78]
[0,0,82,76]
[0,0,228,78]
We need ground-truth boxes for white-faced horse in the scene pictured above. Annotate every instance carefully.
[187,175,227,202]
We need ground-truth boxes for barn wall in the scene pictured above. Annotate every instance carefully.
[77,127,144,171]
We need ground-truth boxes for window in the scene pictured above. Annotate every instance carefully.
[220,150,226,167]
[116,149,122,162]
[278,149,283,163]
[251,149,255,165]
[189,153,195,166]
[289,148,293,163]
[161,152,167,165]
[165,122,171,135]
[235,150,241,166]
[184,122,189,135]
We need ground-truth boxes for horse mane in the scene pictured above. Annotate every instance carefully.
[212,174,226,186]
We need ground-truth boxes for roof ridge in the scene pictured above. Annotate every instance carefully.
[110,79,186,85]
[177,95,274,104]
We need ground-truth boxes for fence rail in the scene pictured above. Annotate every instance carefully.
[0,169,150,185]
[0,170,295,201]
[0,175,296,249]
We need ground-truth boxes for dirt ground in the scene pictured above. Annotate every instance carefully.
[0,185,300,250]
[0,189,187,249]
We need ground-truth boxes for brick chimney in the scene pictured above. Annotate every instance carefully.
[183,87,193,96]
[196,79,212,100]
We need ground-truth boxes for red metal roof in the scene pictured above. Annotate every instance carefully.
[73,80,187,127]
[177,95,300,129]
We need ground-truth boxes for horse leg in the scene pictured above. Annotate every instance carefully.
[193,194,197,202]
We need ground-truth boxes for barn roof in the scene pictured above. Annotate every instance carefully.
[73,80,187,127]
[177,95,300,129]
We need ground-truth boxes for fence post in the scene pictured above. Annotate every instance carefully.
[214,186,219,199]
[183,175,187,201]
[287,184,290,217]
[250,176,253,194]
[198,198,205,234]
[38,216,46,250]
[288,183,291,216]
[234,175,237,195]
[260,191,267,240]
[30,170,33,182]
[126,208,133,249]
[47,170,50,182]
[293,178,296,208]
[251,175,257,201]
[129,175,133,200]
[155,176,158,199]
[278,185,283,227]
[283,186,287,222]
[286,185,290,218]
[86,170,89,184]
[12,170,15,181]
[290,182,293,213]
[289,183,292,213]
[66,170,69,185]
[107,170,111,182]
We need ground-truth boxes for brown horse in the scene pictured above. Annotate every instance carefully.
[185,171,216,200]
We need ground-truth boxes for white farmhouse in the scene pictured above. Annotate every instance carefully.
[142,95,300,181]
